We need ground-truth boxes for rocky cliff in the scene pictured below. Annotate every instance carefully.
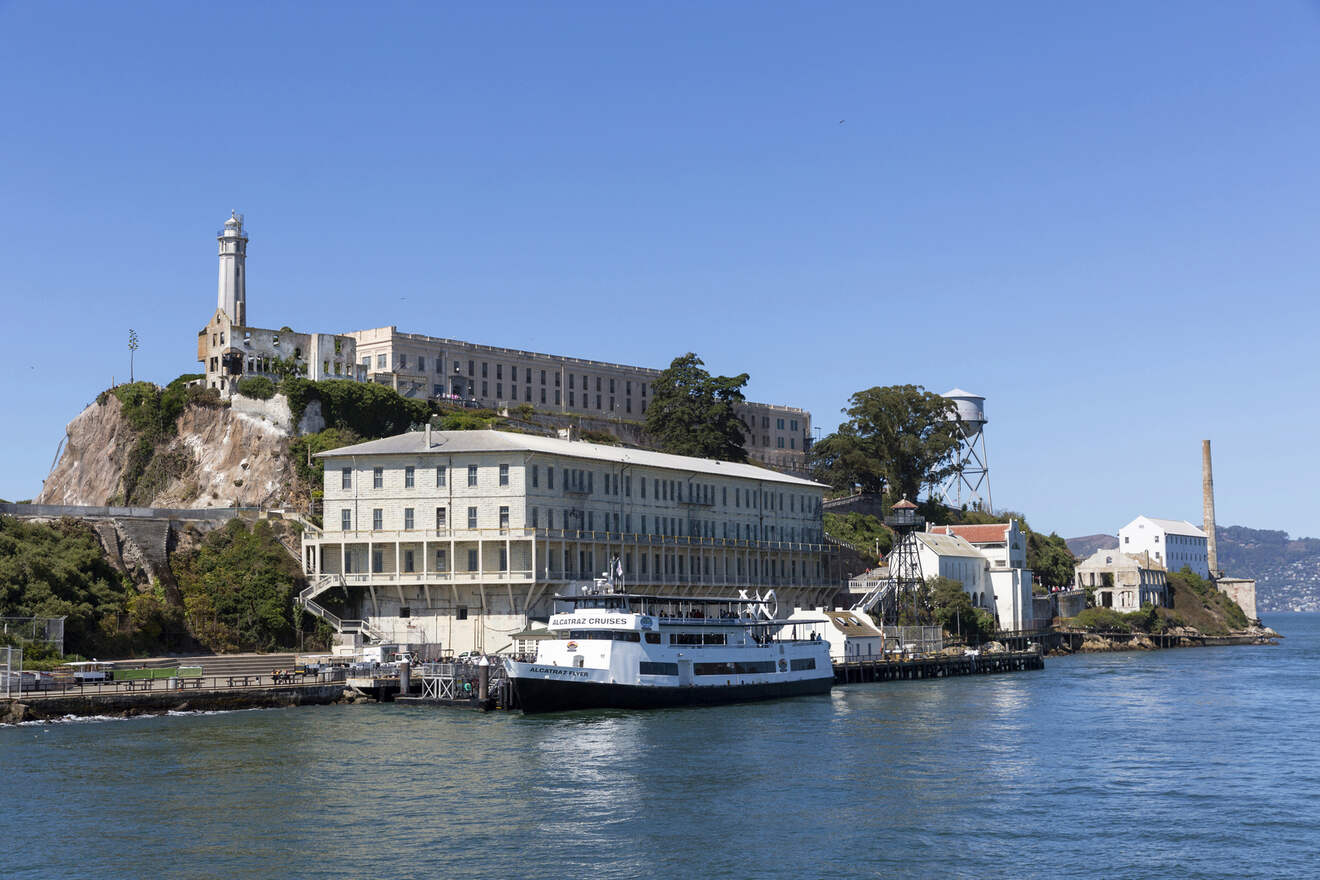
[37,392,298,509]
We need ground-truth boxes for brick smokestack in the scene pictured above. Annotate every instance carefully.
[1203,439,1219,578]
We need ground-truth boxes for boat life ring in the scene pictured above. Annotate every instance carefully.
[566,641,578,652]
[779,658,788,672]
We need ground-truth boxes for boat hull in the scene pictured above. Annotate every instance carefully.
[509,671,833,714]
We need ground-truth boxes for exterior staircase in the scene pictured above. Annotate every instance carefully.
[849,575,897,614]
[296,573,386,644]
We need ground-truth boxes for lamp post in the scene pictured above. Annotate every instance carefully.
[128,329,139,383]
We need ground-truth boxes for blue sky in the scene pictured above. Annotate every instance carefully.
[2,1,1317,539]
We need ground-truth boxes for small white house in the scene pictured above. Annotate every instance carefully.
[1118,515,1208,579]
[786,608,886,660]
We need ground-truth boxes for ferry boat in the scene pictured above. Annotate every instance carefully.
[505,587,833,713]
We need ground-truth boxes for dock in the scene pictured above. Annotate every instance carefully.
[833,650,1044,684]
[4,650,1044,721]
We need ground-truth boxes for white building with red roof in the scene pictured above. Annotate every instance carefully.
[916,519,1035,631]
[927,520,1027,569]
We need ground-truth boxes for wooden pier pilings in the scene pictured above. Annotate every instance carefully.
[832,650,1044,685]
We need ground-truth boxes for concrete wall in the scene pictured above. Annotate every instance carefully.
[231,393,296,434]
[1217,577,1258,621]
[0,502,247,521]
[989,568,1034,631]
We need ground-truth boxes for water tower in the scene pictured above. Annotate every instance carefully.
[939,388,992,513]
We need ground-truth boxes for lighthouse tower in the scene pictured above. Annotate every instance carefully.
[217,211,248,325]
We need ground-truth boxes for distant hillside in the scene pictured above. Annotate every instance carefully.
[1066,534,1118,558]
[1066,525,1320,613]
[1216,525,1320,613]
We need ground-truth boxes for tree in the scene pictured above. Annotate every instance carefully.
[644,353,750,462]
[928,576,996,642]
[810,385,962,500]
[173,519,305,653]
[1027,530,1076,590]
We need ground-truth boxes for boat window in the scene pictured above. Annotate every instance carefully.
[695,661,776,675]
[663,632,727,646]
[790,658,817,671]
[639,661,678,676]
[644,633,661,644]
[567,630,640,642]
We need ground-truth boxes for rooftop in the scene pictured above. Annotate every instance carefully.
[928,523,1012,544]
[318,430,827,487]
[1125,516,1208,538]
[913,532,987,559]
[822,611,883,637]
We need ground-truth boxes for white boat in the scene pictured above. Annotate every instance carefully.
[505,587,833,713]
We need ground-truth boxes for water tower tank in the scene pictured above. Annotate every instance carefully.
[942,388,986,435]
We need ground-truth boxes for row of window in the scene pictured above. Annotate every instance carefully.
[342,505,509,531]
[370,352,650,398]
[339,504,821,542]
[337,544,818,581]
[336,464,820,516]
[529,465,819,514]
[343,546,505,574]
[621,658,816,677]
[362,350,805,436]
[342,464,508,490]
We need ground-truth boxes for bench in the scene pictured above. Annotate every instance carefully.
[177,677,203,689]
[226,675,259,687]
[122,679,153,691]
[271,672,303,685]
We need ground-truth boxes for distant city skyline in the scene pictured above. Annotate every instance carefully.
[2,2,1317,540]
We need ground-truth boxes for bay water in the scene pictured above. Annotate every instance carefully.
[3,613,1316,879]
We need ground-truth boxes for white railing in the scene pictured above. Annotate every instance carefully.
[295,574,386,644]
[851,577,897,614]
[336,570,535,585]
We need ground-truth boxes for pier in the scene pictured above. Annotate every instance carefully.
[833,650,1044,684]
[3,651,1045,721]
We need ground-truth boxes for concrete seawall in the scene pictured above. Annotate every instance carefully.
[2,684,345,724]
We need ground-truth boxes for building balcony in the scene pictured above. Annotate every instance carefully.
[340,569,536,586]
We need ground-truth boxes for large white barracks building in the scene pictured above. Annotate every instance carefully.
[299,429,837,655]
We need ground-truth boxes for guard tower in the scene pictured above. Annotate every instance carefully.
[940,388,992,513]
[217,211,249,325]
[884,498,926,624]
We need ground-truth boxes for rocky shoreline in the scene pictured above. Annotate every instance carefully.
[1045,624,1281,656]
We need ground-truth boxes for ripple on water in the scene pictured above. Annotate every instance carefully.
[0,614,1316,880]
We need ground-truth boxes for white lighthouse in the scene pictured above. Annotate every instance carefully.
[217,211,248,325]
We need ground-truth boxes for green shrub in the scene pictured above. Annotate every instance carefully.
[927,576,996,641]
[437,411,493,431]
[173,519,305,653]
[0,516,137,658]
[236,376,276,400]
[580,429,621,445]
[1073,607,1131,632]
[289,428,361,491]
[284,378,429,439]
[823,512,892,559]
